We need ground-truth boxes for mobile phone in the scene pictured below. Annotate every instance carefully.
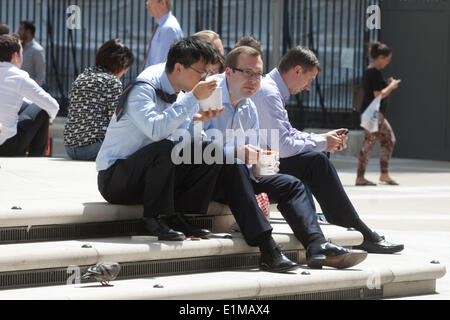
[339,130,349,136]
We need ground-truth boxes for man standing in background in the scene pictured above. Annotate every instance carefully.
[142,0,183,70]
[18,21,46,87]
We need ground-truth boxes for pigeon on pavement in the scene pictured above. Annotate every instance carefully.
[81,262,121,286]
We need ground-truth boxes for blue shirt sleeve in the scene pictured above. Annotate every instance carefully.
[126,83,199,142]
[255,92,326,158]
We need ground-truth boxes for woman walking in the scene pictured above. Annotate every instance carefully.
[356,41,401,186]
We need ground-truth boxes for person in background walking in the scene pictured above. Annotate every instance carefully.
[356,41,401,186]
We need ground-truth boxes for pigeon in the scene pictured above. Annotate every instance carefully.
[81,262,121,286]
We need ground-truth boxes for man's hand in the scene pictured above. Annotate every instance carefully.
[235,144,261,165]
[193,107,224,122]
[323,128,348,153]
[191,79,217,100]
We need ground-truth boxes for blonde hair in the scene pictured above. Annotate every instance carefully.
[193,30,224,55]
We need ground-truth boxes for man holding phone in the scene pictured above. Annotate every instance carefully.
[251,46,404,254]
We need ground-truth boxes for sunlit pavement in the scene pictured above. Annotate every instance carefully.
[329,155,450,299]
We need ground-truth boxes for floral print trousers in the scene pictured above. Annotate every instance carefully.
[357,114,396,177]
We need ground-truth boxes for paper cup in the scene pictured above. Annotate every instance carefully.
[199,87,222,111]
[254,151,278,176]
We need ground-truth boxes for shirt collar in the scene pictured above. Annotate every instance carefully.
[269,68,290,102]
[23,39,36,50]
[217,73,249,110]
[160,68,176,95]
[0,61,16,69]
[157,11,172,24]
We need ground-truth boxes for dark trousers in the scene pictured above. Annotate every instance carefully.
[279,152,366,230]
[97,140,221,218]
[213,165,324,248]
[0,102,49,157]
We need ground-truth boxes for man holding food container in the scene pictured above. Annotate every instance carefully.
[196,45,369,271]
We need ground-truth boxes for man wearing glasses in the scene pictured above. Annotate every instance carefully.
[96,37,223,241]
[250,45,404,254]
[199,46,368,271]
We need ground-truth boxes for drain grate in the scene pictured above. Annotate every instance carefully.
[0,217,214,244]
[254,286,384,300]
[0,251,299,290]
[0,220,142,244]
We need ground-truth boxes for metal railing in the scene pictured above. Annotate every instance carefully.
[0,0,378,128]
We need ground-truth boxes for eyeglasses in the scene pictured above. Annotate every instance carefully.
[188,65,210,79]
[232,67,265,80]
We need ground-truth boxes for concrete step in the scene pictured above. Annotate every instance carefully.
[0,157,235,235]
[0,223,362,290]
[0,252,445,300]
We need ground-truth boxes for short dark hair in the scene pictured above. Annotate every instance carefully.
[95,38,134,74]
[278,46,321,74]
[166,37,218,73]
[0,33,21,62]
[234,35,264,59]
[225,46,261,69]
[20,20,36,37]
[368,41,391,60]
[0,23,10,35]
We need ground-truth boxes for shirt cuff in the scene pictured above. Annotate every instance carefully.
[311,133,328,152]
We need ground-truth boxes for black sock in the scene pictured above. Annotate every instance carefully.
[352,219,376,241]
[307,233,327,247]
[256,232,276,252]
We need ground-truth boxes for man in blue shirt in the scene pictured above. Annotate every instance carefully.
[97,37,222,241]
[142,0,183,69]
[251,45,404,254]
[200,46,368,271]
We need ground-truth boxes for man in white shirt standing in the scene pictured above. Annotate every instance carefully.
[18,21,46,87]
[142,0,183,70]
[0,34,59,157]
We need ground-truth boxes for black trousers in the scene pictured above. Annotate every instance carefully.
[213,165,324,248]
[0,102,49,157]
[279,151,365,229]
[97,140,222,218]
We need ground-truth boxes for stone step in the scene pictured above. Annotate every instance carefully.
[0,223,362,290]
[0,252,445,300]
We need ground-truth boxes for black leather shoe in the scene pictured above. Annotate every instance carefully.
[260,243,299,273]
[306,242,367,269]
[142,217,185,241]
[354,232,404,254]
[164,213,212,239]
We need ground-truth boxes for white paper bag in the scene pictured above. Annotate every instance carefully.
[360,94,382,132]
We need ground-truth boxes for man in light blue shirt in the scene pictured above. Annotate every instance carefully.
[251,45,404,254]
[18,21,46,87]
[143,0,183,69]
[97,37,222,241]
[200,46,368,271]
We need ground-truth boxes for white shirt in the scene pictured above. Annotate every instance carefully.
[0,62,59,145]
